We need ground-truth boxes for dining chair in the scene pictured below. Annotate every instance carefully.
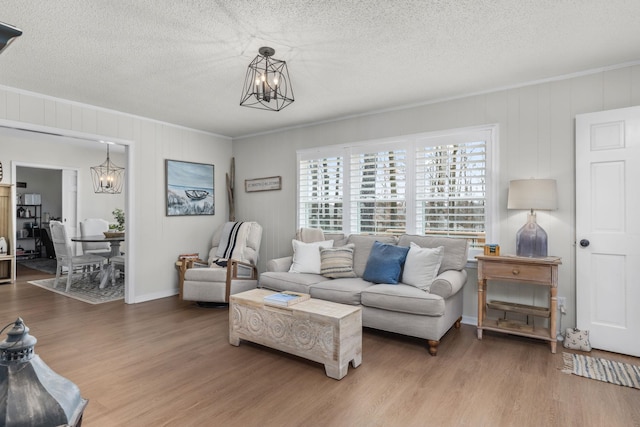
[110,255,125,287]
[49,221,105,292]
[79,218,111,257]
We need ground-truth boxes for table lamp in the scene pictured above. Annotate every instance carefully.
[507,179,558,257]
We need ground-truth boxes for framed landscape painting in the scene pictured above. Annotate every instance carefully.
[166,160,214,216]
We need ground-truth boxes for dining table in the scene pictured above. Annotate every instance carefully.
[70,234,125,288]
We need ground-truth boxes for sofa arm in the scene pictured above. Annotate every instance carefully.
[266,256,293,272]
[429,269,468,299]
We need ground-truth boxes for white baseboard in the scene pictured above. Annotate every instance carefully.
[461,315,477,326]
[131,288,178,303]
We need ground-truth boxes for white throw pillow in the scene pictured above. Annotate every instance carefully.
[401,242,444,290]
[289,239,334,274]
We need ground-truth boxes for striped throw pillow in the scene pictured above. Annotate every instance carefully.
[320,244,357,278]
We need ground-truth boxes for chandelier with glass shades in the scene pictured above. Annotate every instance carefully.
[240,46,294,111]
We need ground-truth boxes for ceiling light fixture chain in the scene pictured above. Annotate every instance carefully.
[240,46,294,111]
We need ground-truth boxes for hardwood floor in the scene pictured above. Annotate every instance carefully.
[3,267,639,426]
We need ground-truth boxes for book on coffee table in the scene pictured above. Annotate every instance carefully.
[263,291,310,307]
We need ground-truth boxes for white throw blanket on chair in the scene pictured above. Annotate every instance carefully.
[214,221,251,264]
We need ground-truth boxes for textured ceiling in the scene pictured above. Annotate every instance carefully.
[1,1,640,139]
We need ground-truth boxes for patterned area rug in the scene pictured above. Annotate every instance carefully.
[562,352,640,389]
[28,275,124,305]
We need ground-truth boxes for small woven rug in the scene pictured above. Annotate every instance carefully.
[562,352,640,390]
[27,276,124,305]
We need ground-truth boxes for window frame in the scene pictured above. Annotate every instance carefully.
[296,124,499,257]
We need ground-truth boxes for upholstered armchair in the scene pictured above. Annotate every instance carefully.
[182,221,262,304]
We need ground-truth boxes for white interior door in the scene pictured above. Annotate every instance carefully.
[575,106,640,357]
[62,169,78,251]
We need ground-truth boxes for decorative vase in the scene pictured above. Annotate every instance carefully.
[516,213,548,257]
[0,237,6,255]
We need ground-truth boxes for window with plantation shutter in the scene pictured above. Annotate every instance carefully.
[297,125,496,256]
[415,139,487,248]
[349,147,407,234]
[298,155,344,232]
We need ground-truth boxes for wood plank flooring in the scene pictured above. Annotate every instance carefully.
[3,266,639,427]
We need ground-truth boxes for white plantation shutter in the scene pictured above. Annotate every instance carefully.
[349,146,407,234]
[297,125,495,253]
[298,155,344,232]
[415,139,486,247]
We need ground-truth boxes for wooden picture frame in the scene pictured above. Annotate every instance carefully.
[245,176,282,192]
[166,159,215,216]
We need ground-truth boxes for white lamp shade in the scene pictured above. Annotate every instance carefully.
[507,179,558,211]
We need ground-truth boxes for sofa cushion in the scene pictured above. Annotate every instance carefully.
[361,284,445,316]
[289,239,334,274]
[309,277,374,305]
[325,233,348,247]
[320,244,357,278]
[347,234,398,277]
[296,227,325,243]
[259,271,330,294]
[397,235,469,274]
[362,241,410,284]
[402,243,444,290]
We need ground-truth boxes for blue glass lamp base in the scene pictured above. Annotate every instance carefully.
[516,214,548,257]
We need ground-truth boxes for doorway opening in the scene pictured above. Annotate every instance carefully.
[14,166,62,276]
[0,120,134,302]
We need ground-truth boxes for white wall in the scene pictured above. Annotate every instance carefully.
[233,64,640,327]
[17,167,62,219]
[0,86,233,302]
[3,64,639,316]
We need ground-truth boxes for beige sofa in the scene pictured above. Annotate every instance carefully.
[259,233,469,355]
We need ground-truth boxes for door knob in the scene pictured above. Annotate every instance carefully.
[579,239,590,247]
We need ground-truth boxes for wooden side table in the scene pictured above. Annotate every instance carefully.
[476,255,562,353]
[175,258,205,299]
[0,254,14,284]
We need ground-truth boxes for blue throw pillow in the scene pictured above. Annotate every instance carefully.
[362,241,410,284]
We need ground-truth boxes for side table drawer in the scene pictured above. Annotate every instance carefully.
[483,262,551,283]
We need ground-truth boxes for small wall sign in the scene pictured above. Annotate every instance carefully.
[245,176,282,192]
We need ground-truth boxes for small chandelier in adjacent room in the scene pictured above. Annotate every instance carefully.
[240,46,294,111]
[90,143,125,194]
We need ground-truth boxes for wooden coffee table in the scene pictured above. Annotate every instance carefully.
[229,289,362,380]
